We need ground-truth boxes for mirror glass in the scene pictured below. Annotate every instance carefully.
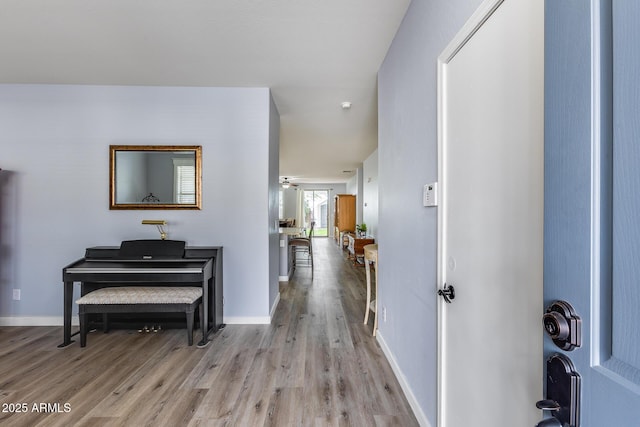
[110,145,202,210]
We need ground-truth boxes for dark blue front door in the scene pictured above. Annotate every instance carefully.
[545,1,640,424]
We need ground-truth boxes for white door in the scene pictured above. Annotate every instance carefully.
[437,1,544,426]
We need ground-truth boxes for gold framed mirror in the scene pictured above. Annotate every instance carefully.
[109,145,202,210]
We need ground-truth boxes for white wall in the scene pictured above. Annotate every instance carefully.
[345,173,358,197]
[281,187,298,220]
[345,170,364,228]
[0,84,278,324]
[377,0,483,425]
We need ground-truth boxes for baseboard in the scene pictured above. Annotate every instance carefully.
[279,266,294,282]
[2,309,280,327]
[0,316,79,327]
[376,331,431,427]
[223,316,271,325]
[269,292,281,319]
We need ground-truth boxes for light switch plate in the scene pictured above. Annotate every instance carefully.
[424,182,438,207]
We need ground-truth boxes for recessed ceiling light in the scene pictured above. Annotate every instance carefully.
[341,101,352,110]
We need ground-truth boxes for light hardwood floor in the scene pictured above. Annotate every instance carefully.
[0,238,419,426]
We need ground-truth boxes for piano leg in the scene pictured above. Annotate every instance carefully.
[58,280,75,348]
[197,277,211,348]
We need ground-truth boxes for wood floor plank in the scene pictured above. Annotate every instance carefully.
[180,326,250,390]
[262,387,304,427]
[0,238,418,426]
[302,318,336,421]
[225,347,282,426]
[330,348,377,426]
[69,417,118,427]
[273,313,308,388]
[326,296,355,350]
[191,345,258,420]
[87,336,196,418]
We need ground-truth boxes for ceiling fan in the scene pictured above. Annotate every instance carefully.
[280,177,299,189]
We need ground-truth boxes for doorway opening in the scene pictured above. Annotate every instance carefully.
[302,190,329,237]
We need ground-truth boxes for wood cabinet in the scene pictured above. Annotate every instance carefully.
[333,194,356,241]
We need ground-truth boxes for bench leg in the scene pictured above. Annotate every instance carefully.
[198,302,207,340]
[186,308,195,346]
[102,313,109,333]
[79,310,88,348]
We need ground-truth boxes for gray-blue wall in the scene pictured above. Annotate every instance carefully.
[377,0,483,424]
[0,84,279,324]
[268,94,281,314]
[362,149,378,238]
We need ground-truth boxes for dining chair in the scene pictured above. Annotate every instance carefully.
[289,221,315,279]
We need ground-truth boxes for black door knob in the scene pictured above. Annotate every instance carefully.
[438,284,455,303]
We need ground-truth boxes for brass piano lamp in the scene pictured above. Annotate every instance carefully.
[142,219,168,240]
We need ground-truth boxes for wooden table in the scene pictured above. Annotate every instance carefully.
[346,234,375,265]
[278,227,303,236]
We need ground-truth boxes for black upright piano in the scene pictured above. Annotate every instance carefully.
[61,240,223,348]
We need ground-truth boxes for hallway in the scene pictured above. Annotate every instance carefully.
[0,237,418,426]
[269,236,418,425]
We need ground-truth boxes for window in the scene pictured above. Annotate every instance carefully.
[173,158,196,204]
[303,189,329,237]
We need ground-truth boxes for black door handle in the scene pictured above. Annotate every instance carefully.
[438,284,455,303]
[536,399,560,411]
[534,354,581,427]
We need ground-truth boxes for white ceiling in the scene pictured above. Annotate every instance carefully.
[0,0,410,183]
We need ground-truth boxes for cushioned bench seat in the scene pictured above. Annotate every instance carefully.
[76,286,203,347]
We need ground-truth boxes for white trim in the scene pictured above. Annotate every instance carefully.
[278,275,289,282]
[223,316,271,325]
[377,331,431,427]
[437,0,504,63]
[1,314,278,327]
[269,292,281,319]
[0,316,79,327]
[2,303,283,328]
[436,35,448,427]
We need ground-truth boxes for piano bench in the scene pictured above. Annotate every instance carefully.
[76,286,203,347]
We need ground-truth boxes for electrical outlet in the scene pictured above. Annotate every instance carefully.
[13,289,21,300]
[382,306,387,322]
